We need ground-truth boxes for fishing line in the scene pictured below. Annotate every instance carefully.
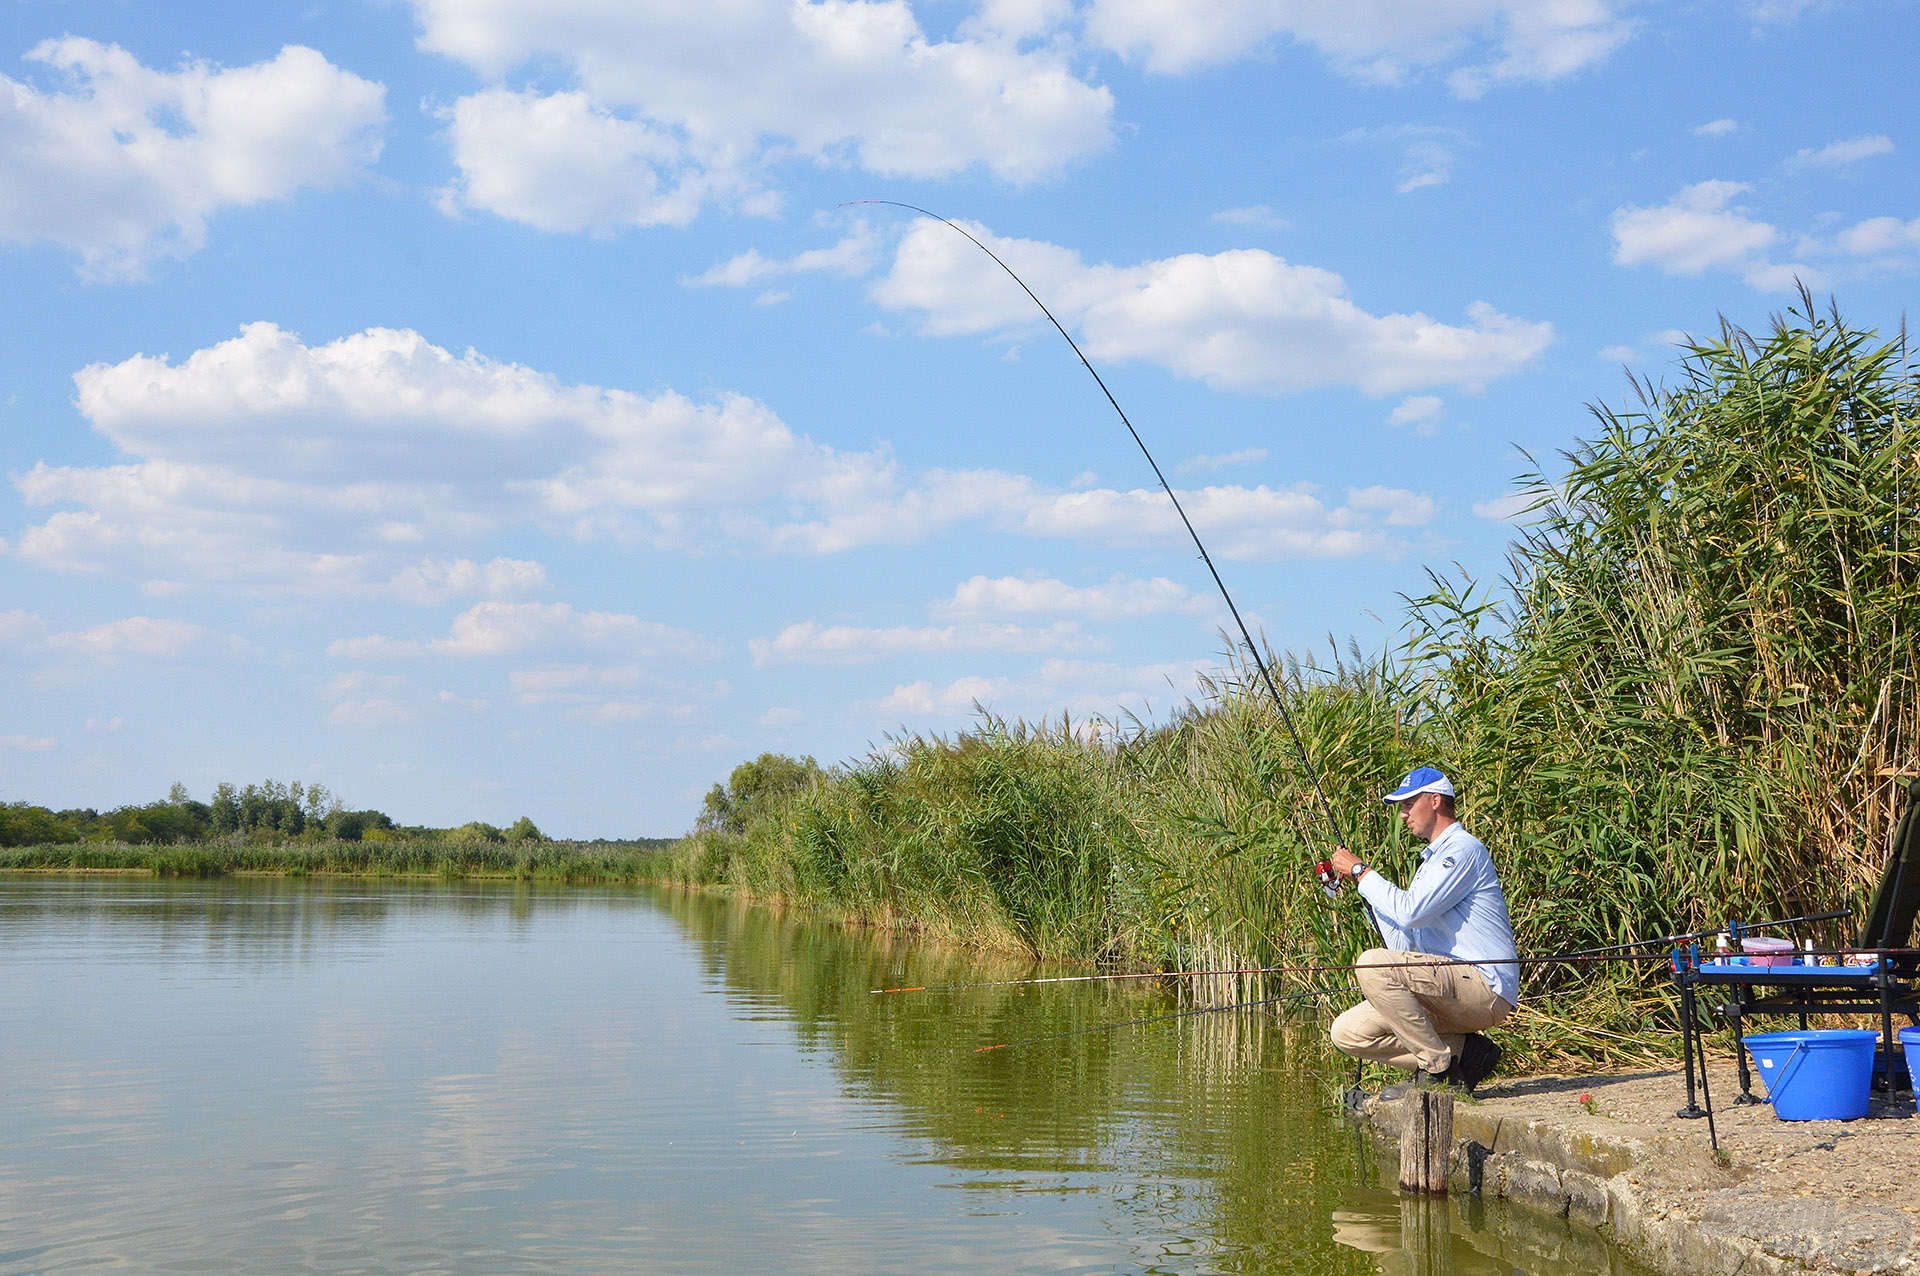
[849,200,1351,854]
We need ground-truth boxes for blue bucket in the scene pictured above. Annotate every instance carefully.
[1743,1030,1878,1120]
[1899,1027,1920,1113]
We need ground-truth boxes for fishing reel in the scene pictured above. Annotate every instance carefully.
[1313,860,1340,899]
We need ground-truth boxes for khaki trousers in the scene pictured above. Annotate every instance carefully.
[1329,948,1513,1074]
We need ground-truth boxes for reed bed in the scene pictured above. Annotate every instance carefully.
[665,301,1919,1063]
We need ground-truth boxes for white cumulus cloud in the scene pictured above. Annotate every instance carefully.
[1083,0,1632,92]
[1211,205,1290,231]
[12,322,916,592]
[413,0,1113,230]
[0,610,50,648]
[328,698,416,728]
[47,616,214,659]
[1471,490,1547,522]
[1792,214,1920,281]
[330,601,714,662]
[386,558,548,605]
[683,222,880,288]
[1610,181,1820,290]
[509,664,643,704]
[872,218,1552,396]
[1826,216,1920,257]
[1789,134,1893,170]
[1017,482,1431,557]
[0,39,385,278]
[1179,448,1269,473]
[1388,395,1444,431]
[748,619,1093,666]
[1340,124,1469,194]
[933,574,1210,620]
[1345,485,1436,527]
[769,467,1438,561]
[11,319,1444,620]
[874,655,1216,722]
[436,89,710,232]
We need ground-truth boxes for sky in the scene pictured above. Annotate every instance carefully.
[3,1,1917,837]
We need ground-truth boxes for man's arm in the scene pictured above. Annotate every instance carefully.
[1329,845,1413,948]
[1354,844,1478,930]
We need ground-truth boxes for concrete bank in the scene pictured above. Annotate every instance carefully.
[1352,1060,1920,1274]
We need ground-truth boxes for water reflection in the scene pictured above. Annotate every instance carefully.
[649,887,1657,1275]
[1331,1187,1656,1276]
[0,877,1653,1273]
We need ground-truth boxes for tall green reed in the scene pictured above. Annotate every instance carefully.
[666,301,1919,1065]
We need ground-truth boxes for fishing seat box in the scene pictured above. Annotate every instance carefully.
[1690,776,1920,1102]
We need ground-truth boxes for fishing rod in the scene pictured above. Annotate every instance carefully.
[871,908,1858,994]
[882,946,1693,1001]
[1570,909,1852,957]
[851,201,1353,869]
[963,941,1905,1057]
[973,983,1357,1054]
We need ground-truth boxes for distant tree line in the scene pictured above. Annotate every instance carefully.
[0,780,550,848]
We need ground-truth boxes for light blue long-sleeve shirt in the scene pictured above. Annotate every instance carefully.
[1356,822,1519,1006]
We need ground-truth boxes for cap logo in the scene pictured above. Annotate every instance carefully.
[1384,766,1456,803]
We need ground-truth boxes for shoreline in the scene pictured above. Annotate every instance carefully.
[0,865,655,881]
[1352,1058,1919,1274]
[0,841,676,884]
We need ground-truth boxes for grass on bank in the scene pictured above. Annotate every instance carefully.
[660,299,1920,1068]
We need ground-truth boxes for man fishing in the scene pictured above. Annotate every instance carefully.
[1326,767,1517,1095]
[880,208,1516,1094]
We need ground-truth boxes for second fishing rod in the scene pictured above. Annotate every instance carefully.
[856,201,1364,914]
[871,908,1857,995]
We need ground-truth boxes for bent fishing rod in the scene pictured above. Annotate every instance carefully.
[851,201,1354,874]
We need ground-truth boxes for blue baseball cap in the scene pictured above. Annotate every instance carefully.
[1383,767,1455,803]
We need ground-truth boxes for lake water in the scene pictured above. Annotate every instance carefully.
[0,877,1651,1273]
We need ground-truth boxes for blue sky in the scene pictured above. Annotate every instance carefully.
[3,0,1916,836]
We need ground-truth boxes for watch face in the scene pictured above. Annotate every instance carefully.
[1350,863,1366,877]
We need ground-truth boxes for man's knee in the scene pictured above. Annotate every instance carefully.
[1353,947,1398,995]
[1329,1001,1398,1060]
[1329,1004,1368,1054]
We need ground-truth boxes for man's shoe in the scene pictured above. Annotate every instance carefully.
[1456,1033,1503,1094]
[1380,1066,1463,1102]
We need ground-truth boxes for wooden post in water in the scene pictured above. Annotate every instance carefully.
[1398,1089,1453,1195]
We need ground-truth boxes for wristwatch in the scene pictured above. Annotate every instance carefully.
[1349,861,1368,879]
